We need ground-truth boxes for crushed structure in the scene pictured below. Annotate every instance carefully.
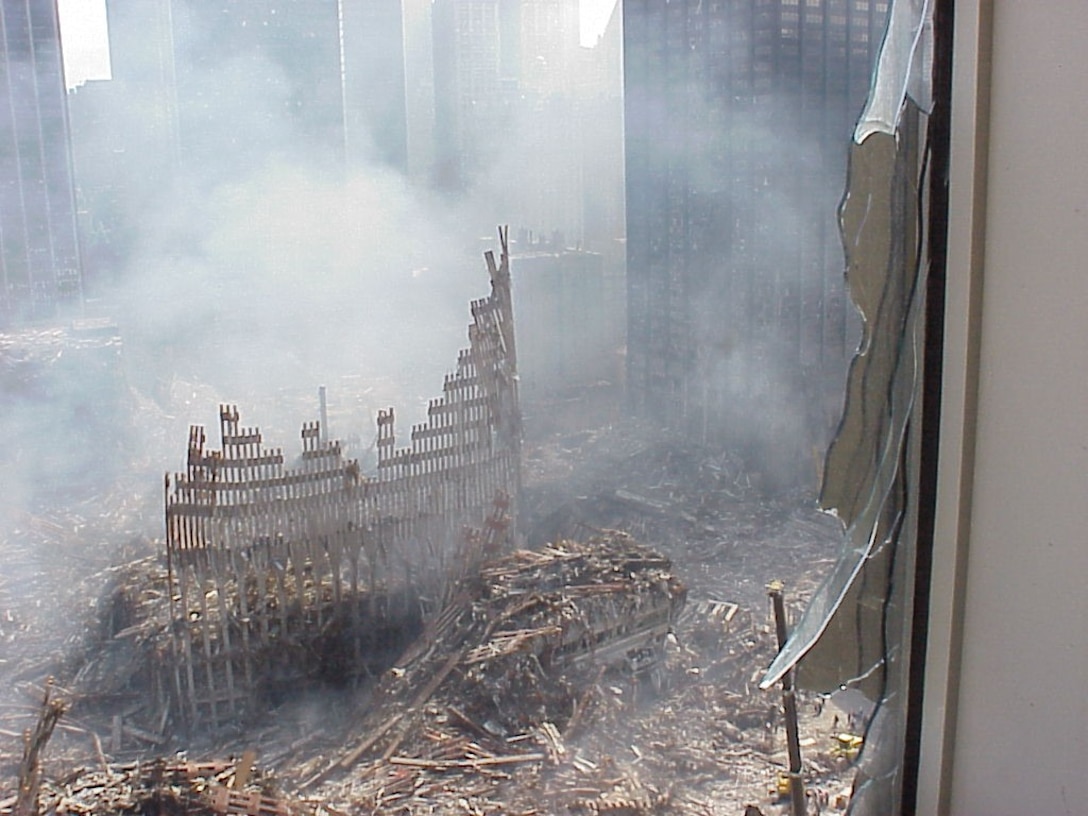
[3,423,861,816]
[24,531,689,816]
[161,228,521,729]
[298,530,688,800]
[0,227,864,814]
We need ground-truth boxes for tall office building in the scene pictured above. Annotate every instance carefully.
[431,0,509,192]
[430,0,581,193]
[428,0,623,254]
[100,0,346,184]
[623,0,889,464]
[71,0,356,283]
[579,3,624,256]
[517,0,578,96]
[67,1,177,293]
[101,0,177,158]
[169,0,346,178]
[504,0,588,245]
[0,0,83,325]
[341,0,408,173]
[403,0,436,185]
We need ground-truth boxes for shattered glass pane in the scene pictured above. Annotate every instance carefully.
[856,0,935,141]
[0,1,941,814]
[762,124,924,694]
[761,0,937,803]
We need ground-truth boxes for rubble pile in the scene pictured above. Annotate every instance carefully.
[0,416,857,815]
[65,554,432,745]
[508,599,859,814]
[23,758,305,816]
[68,556,173,726]
[275,525,853,815]
[0,532,695,816]
[292,532,686,808]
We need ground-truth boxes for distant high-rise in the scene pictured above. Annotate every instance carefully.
[579,2,624,256]
[431,0,509,192]
[101,0,346,183]
[168,0,346,178]
[68,1,177,292]
[0,0,83,325]
[71,0,355,283]
[427,0,622,254]
[623,0,889,463]
[511,233,614,398]
[517,0,578,96]
[342,0,408,173]
[402,0,436,184]
[102,0,177,156]
[501,0,584,242]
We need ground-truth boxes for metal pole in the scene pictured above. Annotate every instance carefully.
[318,385,329,444]
[768,579,806,816]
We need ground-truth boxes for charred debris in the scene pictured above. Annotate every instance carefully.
[1,231,858,814]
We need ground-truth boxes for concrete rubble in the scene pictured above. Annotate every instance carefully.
[0,232,863,815]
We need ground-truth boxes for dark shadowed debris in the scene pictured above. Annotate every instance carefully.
[295,531,687,799]
[19,758,308,816]
[7,532,686,816]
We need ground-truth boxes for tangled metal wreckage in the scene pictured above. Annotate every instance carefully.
[59,229,681,733]
[13,532,687,816]
[162,231,530,730]
[2,230,866,816]
[0,229,693,816]
[5,231,861,816]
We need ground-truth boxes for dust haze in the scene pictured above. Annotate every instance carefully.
[0,2,880,812]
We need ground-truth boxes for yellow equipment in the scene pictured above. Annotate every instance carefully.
[775,770,792,798]
[833,732,864,758]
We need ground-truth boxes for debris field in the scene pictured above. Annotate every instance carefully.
[0,232,861,814]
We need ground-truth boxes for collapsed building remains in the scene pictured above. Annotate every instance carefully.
[291,532,689,804]
[4,415,860,815]
[162,229,521,729]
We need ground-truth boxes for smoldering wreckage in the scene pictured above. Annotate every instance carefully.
[1,233,863,815]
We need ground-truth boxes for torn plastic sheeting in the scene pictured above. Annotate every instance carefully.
[855,0,934,143]
[786,498,908,697]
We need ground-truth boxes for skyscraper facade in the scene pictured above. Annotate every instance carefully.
[341,0,408,173]
[431,0,509,192]
[0,0,83,325]
[100,0,347,184]
[578,3,624,256]
[402,0,437,185]
[71,0,359,284]
[516,0,578,96]
[167,0,346,179]
[505,0,589,245]
[623,0,889,465]
[428,0,623,257]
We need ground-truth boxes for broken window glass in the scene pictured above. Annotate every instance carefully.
[0,1,944,814]
[762,0,936,812]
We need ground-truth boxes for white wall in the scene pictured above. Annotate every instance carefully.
[921,3,1088,813]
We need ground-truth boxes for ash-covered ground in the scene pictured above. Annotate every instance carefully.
[0,392,861,815]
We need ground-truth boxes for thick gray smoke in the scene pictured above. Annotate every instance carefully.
[61,1,624,462]
[70,20,507,455]
[110,158,479,440]
[624,80,860,492]
[1,1,626,571]
[3,3,610,689]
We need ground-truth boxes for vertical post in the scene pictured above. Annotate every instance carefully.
[15,681,65,816]
[319,385,329,444]
[768,579,806,816]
